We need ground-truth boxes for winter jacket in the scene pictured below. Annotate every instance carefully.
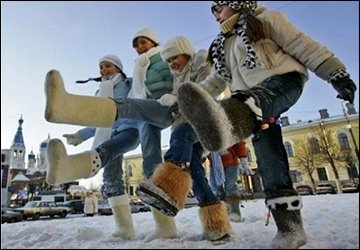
[145,53,173,99]
[201,7,346,96]
[83,196,98,215]
[77,77,138,141]
[208,141,247,168]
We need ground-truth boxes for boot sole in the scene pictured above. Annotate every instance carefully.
[135,182,179,217]
[178,82,231,152]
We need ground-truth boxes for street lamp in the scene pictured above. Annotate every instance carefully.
[341,102,359,162]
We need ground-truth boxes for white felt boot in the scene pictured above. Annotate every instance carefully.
[46,139,101,186]
[144,207,177,242]
[45,69,117,127]
[108,195,135,240]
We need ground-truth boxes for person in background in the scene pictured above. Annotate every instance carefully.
[136,36,231,241]
[84,192,98,217]
[176,1,356,249]
[208,140,254,222]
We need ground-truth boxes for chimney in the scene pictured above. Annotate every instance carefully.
[319,109,329,119]
[280,116,290,126]
[346,103,356,115]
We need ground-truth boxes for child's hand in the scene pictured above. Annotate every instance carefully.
[63,133,83,146]
[331,77,357,104]
[157,94,178,106]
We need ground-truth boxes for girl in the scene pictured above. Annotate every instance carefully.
[176,1,356,249]
[136,36,231,241]
[46,28,176,241]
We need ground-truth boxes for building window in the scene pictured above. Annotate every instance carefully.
[127,164,134,177]
[246,148,252,162]
[290,170,302,183]
[284,142,294,157]
[129,186,134,196]
[308,137,320,154]
[338,133,351,150]
[317,167,328,181]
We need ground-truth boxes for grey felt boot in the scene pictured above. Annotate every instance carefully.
[178,82,257,152]
[225,195,242,222]
[266,196,307,249]
[270,209,307,249]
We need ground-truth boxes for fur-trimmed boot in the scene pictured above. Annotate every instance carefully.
[199,201,231,241]
[136,162,192,217]
[266,196,307,249]
[45,69,117,127]
[108,195,135,239]
[144,207,177,242]
[46,139,101,186]
[177,82,258,152]
[225,195,242,222]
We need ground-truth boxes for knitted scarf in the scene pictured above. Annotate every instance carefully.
[92,73,122,149]
[210,3,258,82]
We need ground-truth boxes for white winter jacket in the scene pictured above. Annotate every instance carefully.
[202,7,346,96]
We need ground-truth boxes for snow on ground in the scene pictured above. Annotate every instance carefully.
[1,193,359,249]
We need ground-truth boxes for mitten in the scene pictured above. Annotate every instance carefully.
[157,94,178,107]
[238,157,255,176]
[63,133,84,146]
[331,77,357,104]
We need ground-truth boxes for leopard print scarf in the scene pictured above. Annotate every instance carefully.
[210,1,258,82]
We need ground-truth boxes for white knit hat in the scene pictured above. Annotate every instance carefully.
[160,36,196,62]
[132,28,160,47]
[99,55,124,71]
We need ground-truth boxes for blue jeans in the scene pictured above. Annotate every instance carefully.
[138,122,163,179]
[209,165,240,197]
[97,128,140,197]
[164,123,218,205]
[114,97,173,129]
[249,72,304,199]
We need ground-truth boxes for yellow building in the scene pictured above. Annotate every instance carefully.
[123,106,359,198]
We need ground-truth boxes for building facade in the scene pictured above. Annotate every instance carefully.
[123,106,359,198]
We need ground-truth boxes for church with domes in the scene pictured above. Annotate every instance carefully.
[1,116,52,207]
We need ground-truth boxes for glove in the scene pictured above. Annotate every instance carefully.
[238,157,255,176]
[157,94,178,107]
[63,133,84,146]
[331,77,357,104]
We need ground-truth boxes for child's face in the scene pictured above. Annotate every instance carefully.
[166,54,190,73]
[133,37,156,55]
[212,5,238,24]
[99,61,120,80]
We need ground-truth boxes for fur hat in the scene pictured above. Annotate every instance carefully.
[211,1,257,13]
[132,28,160,47]
[99,55,124,72]
[160,36,196,62]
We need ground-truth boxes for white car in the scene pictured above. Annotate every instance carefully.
[14,201,71,220]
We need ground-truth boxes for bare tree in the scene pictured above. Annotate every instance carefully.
[293,139,320,191]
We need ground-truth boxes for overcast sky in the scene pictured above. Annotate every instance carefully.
[2,1,359,162]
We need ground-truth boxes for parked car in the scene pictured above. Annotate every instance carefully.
[130,200,151,213]
[1,208,23,224]
[295,185,314,195]
[315,182,337,194]
[97,199,112,216]
[340,180,359,193]
[63,200,84,214]
[14,201,71,220]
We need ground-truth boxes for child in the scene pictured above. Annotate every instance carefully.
[136,36,231,241]
[208,140,253,222]
[46,28,176,241]
[46,54,140,239]
[176,1,356,249]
